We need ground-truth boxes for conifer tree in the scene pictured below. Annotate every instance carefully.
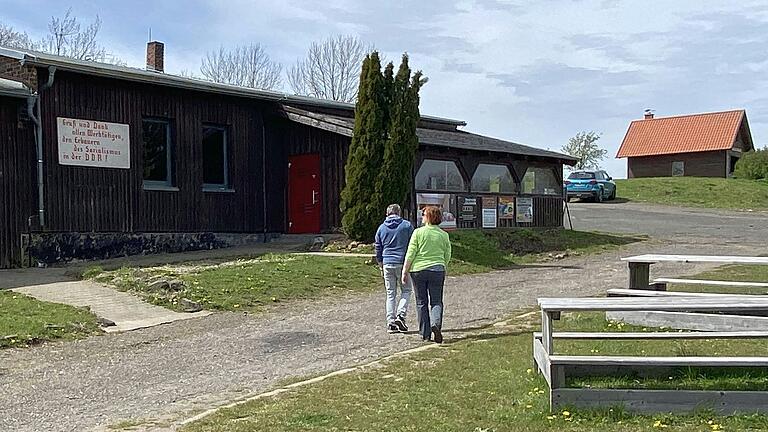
[341,52,426,241]
[340,52,387,241]
[375,55,427,218]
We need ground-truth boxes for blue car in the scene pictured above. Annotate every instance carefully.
[564,170,616,202]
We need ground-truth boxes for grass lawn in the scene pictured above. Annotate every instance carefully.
[85,229,640,313]
[614,177,768,210]
[0,290,101,348]
[449,229,641,274]
[88,254,382,313]
[181,312,768,432]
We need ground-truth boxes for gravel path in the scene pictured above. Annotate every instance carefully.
[1,239,764,432]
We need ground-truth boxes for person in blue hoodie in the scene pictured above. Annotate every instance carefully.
[374,204,414,334]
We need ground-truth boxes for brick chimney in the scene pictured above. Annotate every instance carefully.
[146,41,164,72]
[643,109,654,120]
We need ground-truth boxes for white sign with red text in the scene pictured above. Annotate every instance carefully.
[57,117,130,169]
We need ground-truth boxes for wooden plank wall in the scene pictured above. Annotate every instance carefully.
[628,151,727,178]
[266,118,349,233]
[518,196,564,228]
[37,69,268,234]
[0,96,36,268]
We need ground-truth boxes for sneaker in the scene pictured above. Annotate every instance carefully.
[394,316,408,332]
[387,323,399,334]
[431,326,443,343]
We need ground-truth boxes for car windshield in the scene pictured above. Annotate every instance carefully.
[568,172,595,180]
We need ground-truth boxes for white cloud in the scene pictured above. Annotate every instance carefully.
[5,0,768,177]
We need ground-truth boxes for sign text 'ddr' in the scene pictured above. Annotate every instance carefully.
[57,117,130,169]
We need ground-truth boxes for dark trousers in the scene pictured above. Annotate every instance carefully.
[410,270,445,340]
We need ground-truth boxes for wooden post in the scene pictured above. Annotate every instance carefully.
[628,262,651,290]
[541,310,553,354]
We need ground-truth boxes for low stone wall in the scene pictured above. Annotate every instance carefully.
[25,232,280,266]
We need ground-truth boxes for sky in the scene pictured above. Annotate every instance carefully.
[3,0,768,177]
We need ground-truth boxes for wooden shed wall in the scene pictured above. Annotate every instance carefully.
[265,118,349,233]
[0,96,36,268]
[37,69,268,234]
[628,151,727,178]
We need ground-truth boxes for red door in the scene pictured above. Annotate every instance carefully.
[288,154,322,233]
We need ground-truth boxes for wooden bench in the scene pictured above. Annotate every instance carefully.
[654,278,768,289]
[606,288,763,298]
[622,254,768,290]
[535,296,768,413]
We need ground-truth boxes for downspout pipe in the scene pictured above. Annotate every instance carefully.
[26,65,56,228]
[27,95,44,227]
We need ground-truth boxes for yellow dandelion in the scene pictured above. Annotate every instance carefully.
[562,411,571,417]
[526,404,533,409]
[526,368,533,374]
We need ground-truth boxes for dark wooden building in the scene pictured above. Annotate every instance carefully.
[616,110,754,178]
[0,43,575,268]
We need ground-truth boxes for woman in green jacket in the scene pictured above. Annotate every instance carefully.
[401,206,452,343]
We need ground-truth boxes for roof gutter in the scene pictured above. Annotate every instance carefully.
[0,89,28,98]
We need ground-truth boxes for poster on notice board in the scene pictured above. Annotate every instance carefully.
[481,196,497,228]
[498,196,515,220]
[417,193,457,230]
[457,196,480,228]
[516,197,533,223]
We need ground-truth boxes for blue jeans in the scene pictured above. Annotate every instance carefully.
[410,270,445,340]
[382,264,412,325]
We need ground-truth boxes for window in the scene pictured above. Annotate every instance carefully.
[672,161,685,176]
[595,171,605,180]
[471,164,516,193]
[202,125,228,189]
[415,159,466,191]
[522,167,561,195]
[568,171,595,180]
[142,119,173,187]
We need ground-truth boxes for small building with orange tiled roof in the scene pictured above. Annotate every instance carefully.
[616,109,754,178]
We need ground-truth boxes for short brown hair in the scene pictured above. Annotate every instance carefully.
[423,206,442,225]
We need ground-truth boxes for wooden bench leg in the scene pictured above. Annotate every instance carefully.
[549,365,565,412]
[628,262,651,290]
[541,310,553,354]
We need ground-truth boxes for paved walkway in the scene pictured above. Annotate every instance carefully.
[12,281,211,333]
[2,239,764,432]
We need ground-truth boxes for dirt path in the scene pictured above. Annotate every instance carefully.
[1,239,764,432]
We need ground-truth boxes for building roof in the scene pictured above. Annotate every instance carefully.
[0,46,464,126]
[283,106,577,163]
[0,46,575,164]
[616,109,752,158]
[0,77,31,98]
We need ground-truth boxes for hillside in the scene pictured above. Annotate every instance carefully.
[615,177,768,210]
